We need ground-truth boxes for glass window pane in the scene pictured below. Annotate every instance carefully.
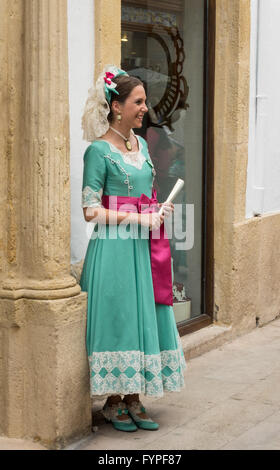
[121,0,205,324]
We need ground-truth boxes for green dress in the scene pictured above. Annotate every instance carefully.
[80,135,187,399]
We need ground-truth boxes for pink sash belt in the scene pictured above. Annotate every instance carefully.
[102,189,173,306]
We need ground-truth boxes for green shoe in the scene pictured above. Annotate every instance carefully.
[126,401,159,431]
[102,401,138,432]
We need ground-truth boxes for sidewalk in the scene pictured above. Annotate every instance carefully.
[1,317,280,450]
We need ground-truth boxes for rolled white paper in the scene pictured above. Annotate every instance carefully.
[158,178,185,215]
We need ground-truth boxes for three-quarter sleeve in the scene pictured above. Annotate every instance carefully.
[81,144,106,208]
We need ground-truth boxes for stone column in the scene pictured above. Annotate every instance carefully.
[0,0,91,448]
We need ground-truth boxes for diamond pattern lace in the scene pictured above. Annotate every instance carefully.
[88,335,187,398]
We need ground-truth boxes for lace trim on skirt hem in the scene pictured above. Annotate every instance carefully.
[88,339,187,399]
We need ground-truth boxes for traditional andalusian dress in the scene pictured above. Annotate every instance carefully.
[80,134,187,401]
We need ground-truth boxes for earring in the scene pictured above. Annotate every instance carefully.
[117,114,122,123]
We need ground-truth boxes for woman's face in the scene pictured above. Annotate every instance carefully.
[115,85,148,128]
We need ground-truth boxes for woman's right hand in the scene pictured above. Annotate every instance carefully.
[139,212,165,231]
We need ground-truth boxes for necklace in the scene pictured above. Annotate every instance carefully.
[109,126,132,151]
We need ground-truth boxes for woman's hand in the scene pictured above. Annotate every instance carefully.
[139,212,165,231]
[158,202,174,218]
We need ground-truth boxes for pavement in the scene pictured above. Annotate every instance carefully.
[1,317,280,450]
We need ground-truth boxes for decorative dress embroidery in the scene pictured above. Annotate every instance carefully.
[104,154,133,196]
[103,136,156,193]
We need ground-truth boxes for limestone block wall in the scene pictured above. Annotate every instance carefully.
[214,0,280,333]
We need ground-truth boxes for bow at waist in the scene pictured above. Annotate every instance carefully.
[102,190,173,306]
[102,189,158,214]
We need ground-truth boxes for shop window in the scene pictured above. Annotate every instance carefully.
[121,0,213,331]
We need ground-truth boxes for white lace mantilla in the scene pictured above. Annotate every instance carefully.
[88,339,187,398]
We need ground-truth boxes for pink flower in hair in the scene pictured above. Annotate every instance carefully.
[104,71,115,85]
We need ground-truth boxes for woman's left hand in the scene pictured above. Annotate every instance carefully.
[158,202,174,218]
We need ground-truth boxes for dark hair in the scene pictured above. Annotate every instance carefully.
[107,75,144,123]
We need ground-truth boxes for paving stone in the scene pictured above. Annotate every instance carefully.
[187,398,278,439]
[140,428,231,450]
[220,410,280,450]
[231,369,280,406]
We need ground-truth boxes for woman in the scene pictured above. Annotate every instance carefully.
[80,65,187,433]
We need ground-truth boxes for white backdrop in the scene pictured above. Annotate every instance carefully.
[68,0,95,264]
[246,0,280,217]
